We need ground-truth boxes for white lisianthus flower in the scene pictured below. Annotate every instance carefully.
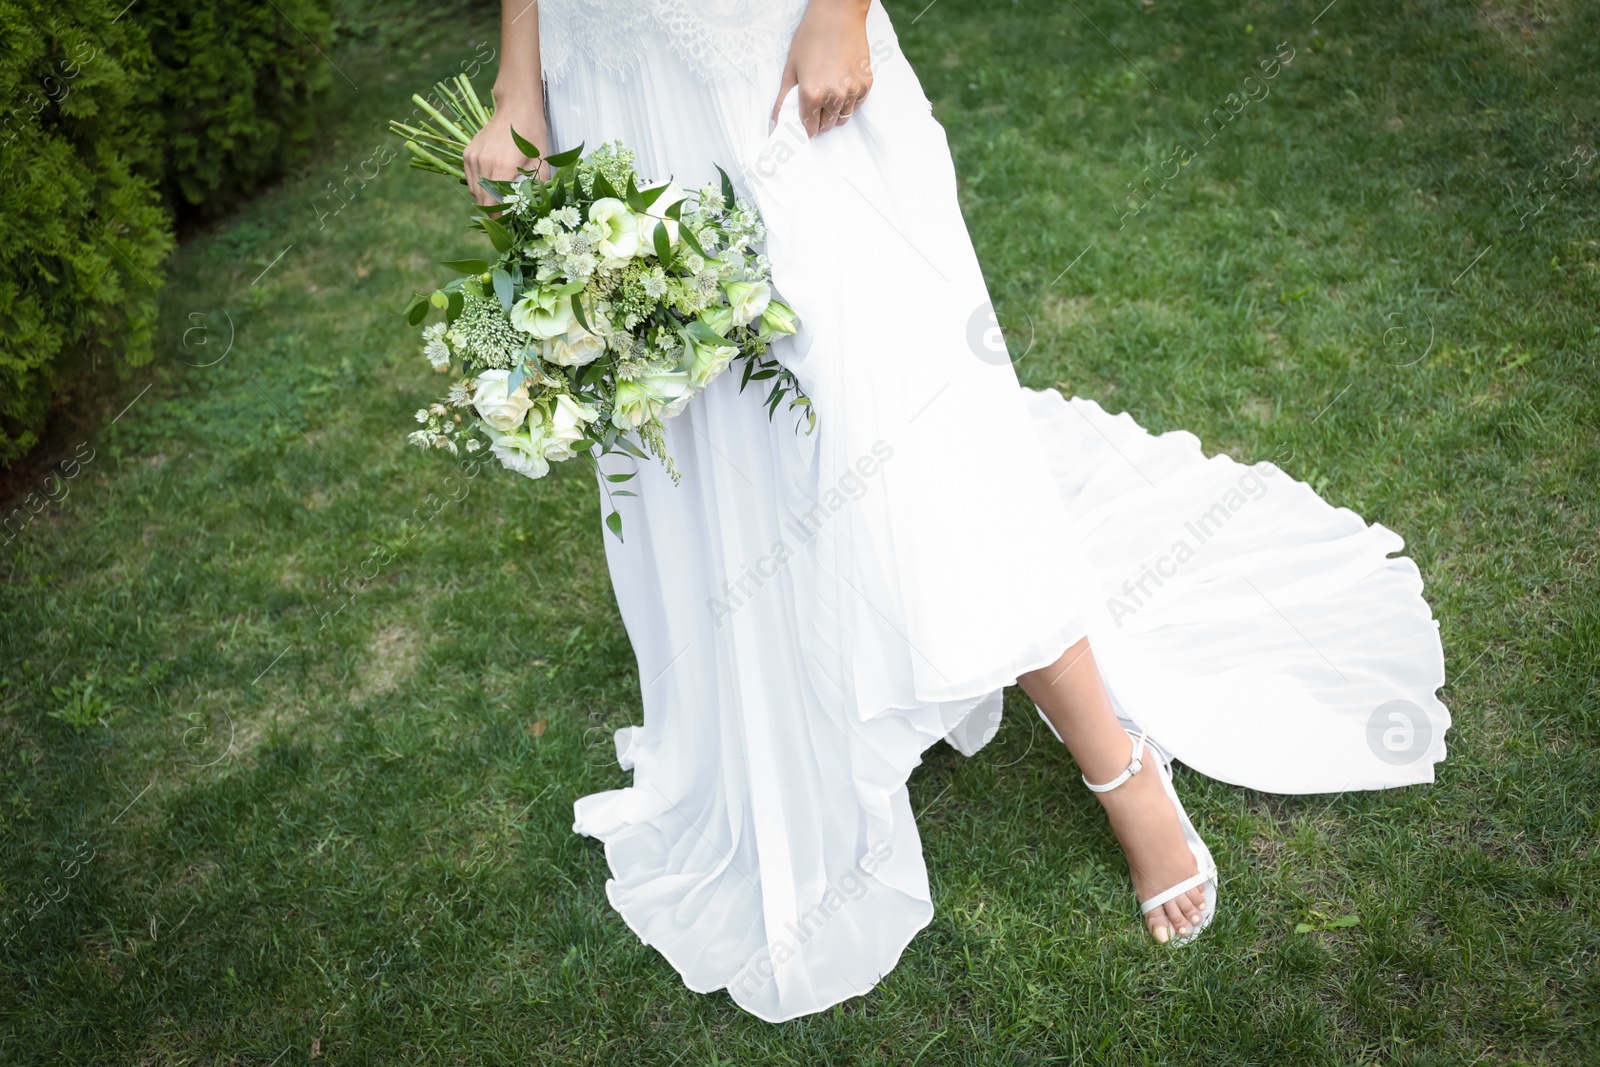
[471,369,535,433]
[685,340,737,388]
[723,280,772,327]
[491,427,551,480]
[542,394,600,461]
[698,305,735,338]
[543,320,606,367]
[611,368,692,430]
[763,300,798,333]
[633,181,687,252]
[588,197,640,262]
[758,299,799,339]
[510,289,576,340]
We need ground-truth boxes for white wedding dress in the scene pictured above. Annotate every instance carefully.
[539,0,1449,1022]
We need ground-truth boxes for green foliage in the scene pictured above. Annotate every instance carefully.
[47,678,112,730]
[0,0,171,466]
[0,0,335,467]
[143,1,337,208]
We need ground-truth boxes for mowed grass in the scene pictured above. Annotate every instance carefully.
[2,0,1597,1063]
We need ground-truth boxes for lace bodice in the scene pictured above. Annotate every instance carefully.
[539,0,810,83]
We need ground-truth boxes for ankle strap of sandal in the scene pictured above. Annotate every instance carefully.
[1082,731,1148,793]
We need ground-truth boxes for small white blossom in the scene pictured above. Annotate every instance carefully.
[642,266,668,299]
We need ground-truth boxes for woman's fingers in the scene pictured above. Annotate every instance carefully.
[800,82,871,137]
[802,85,841,136]
[460,106,546,207]
[771,65,799,131]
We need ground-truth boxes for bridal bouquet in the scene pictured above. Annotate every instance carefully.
[391,76,810,536]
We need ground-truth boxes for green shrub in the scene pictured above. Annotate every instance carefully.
[0,1,171,466]
[0,0,334,466]
[145,1,336,208]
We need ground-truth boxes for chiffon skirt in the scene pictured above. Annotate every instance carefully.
[546,2,1449,1022]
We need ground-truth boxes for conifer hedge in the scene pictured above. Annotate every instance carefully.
[0,0,334,465]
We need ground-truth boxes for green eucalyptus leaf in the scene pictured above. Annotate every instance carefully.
[509,126,543,159]
[614,436,649,460]
[625,174,648,212]
[544,143,584,168]
[479,214,514,253]
[589,170,619,203]
[684,319,731,346]
[678,224,708,259]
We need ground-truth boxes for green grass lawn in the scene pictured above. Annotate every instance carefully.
[3,0,1597,1062]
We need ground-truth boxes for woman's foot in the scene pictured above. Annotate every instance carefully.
[1018,639,1211,944]
[1088,735,1208,942]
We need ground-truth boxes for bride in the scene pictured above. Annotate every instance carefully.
[463,0,1448,1022]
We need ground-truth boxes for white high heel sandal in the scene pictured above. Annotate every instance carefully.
[1080,728,1220,945]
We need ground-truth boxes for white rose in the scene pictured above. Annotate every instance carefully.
[633,181,687,253]
[471,370,535,433]
[588,197,640,262]
[491,426,551,480]
[686,340,737,388]
[543,321,605,367]
[510,289,575,340]
[723,280,771,327]
[543,394,600,461]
